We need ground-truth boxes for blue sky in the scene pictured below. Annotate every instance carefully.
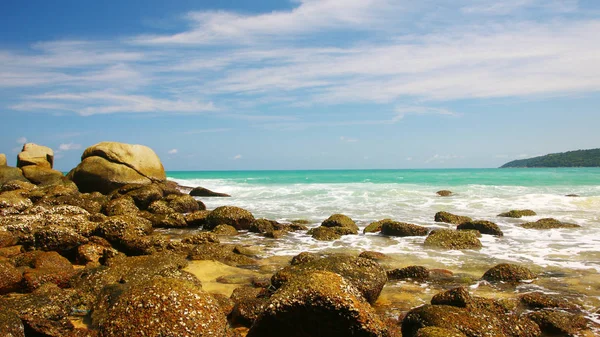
[1,0,599,171]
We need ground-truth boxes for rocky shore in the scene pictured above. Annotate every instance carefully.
[0,142,598,336]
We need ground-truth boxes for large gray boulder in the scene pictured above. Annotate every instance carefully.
[68,142,166,194]
[17,143,54,168]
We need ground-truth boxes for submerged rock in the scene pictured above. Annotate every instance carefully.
[527,309,589,336]
[387,266,429,281]
[436,190,453,196]
[247,270,391,337]
[519,292,579,310]
[482,263,536,283]
[520,218,580,229]
[457,220,504,236]
[363,219,393,233]
[381,221,428,237]
[272,255,387,304]
[190,186,231,197]
[320,214,359,234]
[424,229,482,250]
[308,226,342,241]
[498,209,537,218]
[434,211,472,225]
[205,206,255,230]
[213,224,239,236]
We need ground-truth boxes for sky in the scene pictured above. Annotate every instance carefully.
[1,0,599,171]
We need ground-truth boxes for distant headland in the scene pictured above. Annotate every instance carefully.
[501,148,600,168]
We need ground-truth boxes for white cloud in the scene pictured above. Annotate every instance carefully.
[16,137,27,144]
[425,154,465,163]
[58,143,82,151]
[168,149,178,154]
[406,157,413,161]
[340,136,358,143]
[233,154,242,160]
[13,91,216,116]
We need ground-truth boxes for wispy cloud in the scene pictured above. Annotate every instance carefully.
[16,137,27,144]
[340,136,358,143]
[2,0,600,121]
[168,149,178,154]
[232,154,242,160]
[58,143,81,151]
[425,154,465,163]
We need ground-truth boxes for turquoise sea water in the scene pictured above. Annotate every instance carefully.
[168,168,600,187]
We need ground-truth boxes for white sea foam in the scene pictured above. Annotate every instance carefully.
[171,177,600,272]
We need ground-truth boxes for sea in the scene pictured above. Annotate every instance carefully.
[168,168,600,321]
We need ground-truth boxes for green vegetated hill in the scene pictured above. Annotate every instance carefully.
[501,148,600,168]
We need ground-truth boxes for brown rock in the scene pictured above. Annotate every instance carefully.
[166,194,203,213]
[458,220,504,236]
[247,270,391,337]
[181,232,220,244]
[21,166,64,186]
[434,211,472,225]
[308,226,342,241]
[387,266,429,281]
[230,286,269,326]
[0,306,25,337]
[17,143,54,168]
[527,309,589,336]
[185,210,210,227]
[99,277,228,337]
[0,259,23,294]
[190,186,231,197]
[205,206,255,230]
[102,196,139,216]
[482,263,536,283]
[436,190,452,197]
[0,153,6,167]
[359,251,388,261]
[520,218,581,229]
[21,251,75,291]
[0,166,28,186]
[424,229,482,250]
[68,142,166,194]
[213,224,239,236]
[381,221,428,237]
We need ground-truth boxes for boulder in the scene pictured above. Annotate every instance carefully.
[21,166,64,186]
[482,263,536,283]
[188,243,258,267]
[520,218,580,229]
[0,154,6,166]
[33,225,89,252]
[0,166,28,186]
[213,224,239,236]
[190,186,231,197]
[68,142,166,194]
[205,206,255,230]
[20,251,75,291]
[498,210,537,218]
[147,200,174,214]
[98,277,229,337]
[359,251,387,261]
[249,218,277,234]
[17,143,54,168]
[94,215,153,245]
[124,184,164,209]
[527,309,589,336]
[0,307,24,337]
[181,232,220,245]
[381,221,428,237]
[1,180,36,193]
[457,220,504,236]
[321,214,359,233]
[165,194,203,213]
[434,211,472,225]
[290,252,319,265]
[519,292,579,310]
[0,191,33,212]
[424,229,482,250]
[364,218,395,233]
[307,226,342,241]
[271,255,387,304]
[247,270,391,337]
[102,196,139,216]
[0,284,77,336]
[402,304,540,337]
[185,210,210,227]
[230,286,269,326]
[436,190,452,196]
[0,259,23,294]
[387,266,430,281]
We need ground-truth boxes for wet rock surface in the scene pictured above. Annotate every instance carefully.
[482,263,536,283]
[424,229,482,250]
[457,220,504,236]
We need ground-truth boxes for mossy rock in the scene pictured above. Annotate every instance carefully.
[498,209,537,218]
[184,210,210,227]
[188,243,258,267]
[102,196,139,216]
[402,304,540,337]
[205,206,255,230]
[519,292,579,310]
[424,229,482,250]
[436,190,453,196]
[482,263,536,282]
[213,224,239,236]
[229,286,269,327]
[381,221,428,237]
[358,251,387,261]
[290,252,320,265]
[308,226,342,241]
[416,326,466,337]
[527,309,589,336]
[321,214,358,233]
[434,211,472,225]
[0,259,23,294]
[271,255,387,304]
[167,194,204,213]
[457,220,503,236]
[181,232,220,244]
[99,277,229,337]
[248,270,391,337]
[520,218,580,229]
[364,218,395,233]
[387,266,429,281]
[0,167,28,186]
[0,306,24,337]
[249,218,276,234]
